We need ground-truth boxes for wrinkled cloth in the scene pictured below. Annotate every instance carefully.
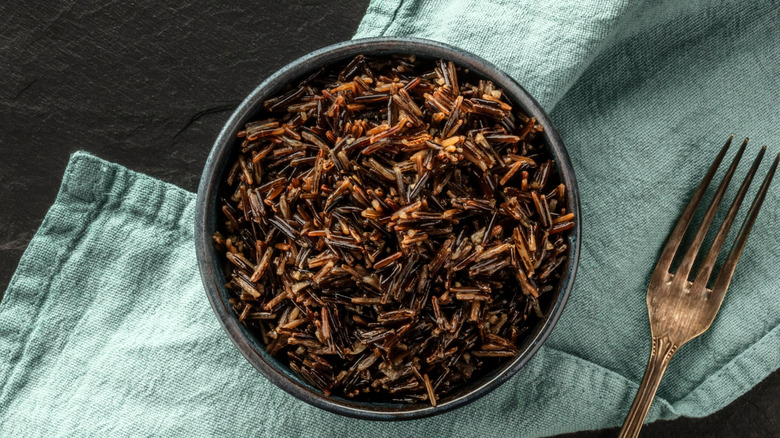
[2,0,779,436]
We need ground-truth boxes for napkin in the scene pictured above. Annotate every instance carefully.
[2,0,779,436]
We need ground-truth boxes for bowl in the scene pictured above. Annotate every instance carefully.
[195,36,581,420]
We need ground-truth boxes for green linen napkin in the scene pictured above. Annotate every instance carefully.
[2,0,779,436]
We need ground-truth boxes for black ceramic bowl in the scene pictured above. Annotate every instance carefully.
[195,37,581,420]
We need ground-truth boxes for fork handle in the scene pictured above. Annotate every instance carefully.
[618,335,678,438]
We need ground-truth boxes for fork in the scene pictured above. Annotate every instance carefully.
[618,135,779,438]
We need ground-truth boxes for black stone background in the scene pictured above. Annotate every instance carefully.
[0,1,777,437]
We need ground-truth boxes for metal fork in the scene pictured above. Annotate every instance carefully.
[618,135,779,438]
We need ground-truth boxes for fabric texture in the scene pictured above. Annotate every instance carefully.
[2,0,779,436]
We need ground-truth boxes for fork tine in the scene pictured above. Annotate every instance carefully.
[652,134,734,283]
[710,152,779,295]
[673,138,748,282]
[692,146,766,291]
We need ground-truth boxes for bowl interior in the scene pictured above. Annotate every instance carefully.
[195,37,581,420]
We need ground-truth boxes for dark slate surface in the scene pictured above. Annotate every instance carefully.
[0,1,777,436]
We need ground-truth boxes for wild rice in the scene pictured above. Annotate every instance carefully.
[213,54,573,406]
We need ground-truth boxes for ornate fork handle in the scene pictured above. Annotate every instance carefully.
[618,335,678,438]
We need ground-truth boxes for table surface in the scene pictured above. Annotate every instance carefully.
[1,1,777,436]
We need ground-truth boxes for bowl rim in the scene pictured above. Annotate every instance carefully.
[195,36,581,421]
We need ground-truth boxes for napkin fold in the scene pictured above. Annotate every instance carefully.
[2,0,780,436]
